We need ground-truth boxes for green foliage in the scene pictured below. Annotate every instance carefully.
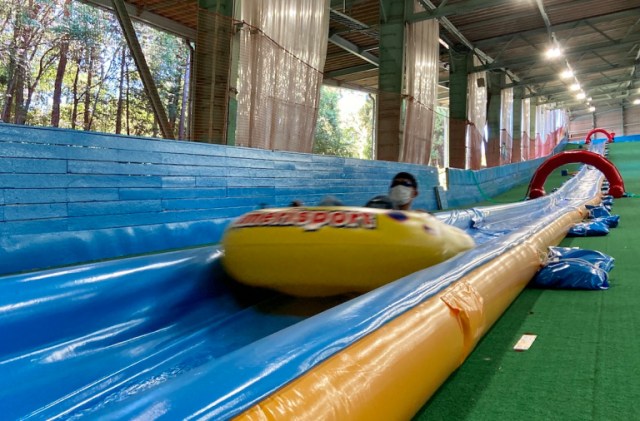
[314,86,347,156]
[430,106,448,167]
[313,85,374,159]
[356,95,374,159]
[0,0,189,138]
[66,3,105,45]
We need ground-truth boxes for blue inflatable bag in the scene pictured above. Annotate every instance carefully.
[567,221,609,237]
[586,205,611,219]
[591,215,620,228]
[548,247,615,272]
[531,259,609,290]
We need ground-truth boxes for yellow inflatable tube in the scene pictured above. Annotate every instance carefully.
[222,207,475,297]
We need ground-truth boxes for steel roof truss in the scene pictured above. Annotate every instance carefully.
[474,36,640,72]
[328,34,380,66]
[409,0,512,22]
[474,9,640,48]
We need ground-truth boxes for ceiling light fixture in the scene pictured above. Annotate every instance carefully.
[545,47,562,59]
[589,106,596,112]
[634,99,640,105]
[576,92,586,100]
[570,83,580,91]
[560,69,574,79]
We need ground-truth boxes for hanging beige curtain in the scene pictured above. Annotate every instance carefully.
[529,102,537,159]
[500,86,513,165]
[467,57,487,169]
[235,0,329,152]
[542,109,567,156]
[521,98,530,161]
[535,105,545,158]
[401,18,439,164]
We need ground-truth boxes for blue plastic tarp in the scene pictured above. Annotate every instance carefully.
[567,220,610,237]
[531,259,610,290]
[593,215,620,228]
[548,247,615,272]
[586,204,612,218]
[531,246,614,290]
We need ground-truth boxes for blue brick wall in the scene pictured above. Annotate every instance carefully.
[0,123,561,274]
[446,141,567,209]
[0,124,441,274]
[446,159,545,208]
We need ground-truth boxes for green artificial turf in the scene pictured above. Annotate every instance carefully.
[414,142,640,420]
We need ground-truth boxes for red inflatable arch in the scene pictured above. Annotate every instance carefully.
[527,150,625,199]
[585,128,614,144]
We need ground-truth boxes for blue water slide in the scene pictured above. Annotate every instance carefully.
[0,155,604,419]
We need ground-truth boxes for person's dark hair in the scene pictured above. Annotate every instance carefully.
[318,195,343,206]
[365,195,394,209]
[390,172,418,189]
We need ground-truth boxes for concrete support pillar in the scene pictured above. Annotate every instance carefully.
[192,0,233,144]
[512,86,523,162]
[377,0,405,161]
[485,71,504,167]
[448,47,471,169]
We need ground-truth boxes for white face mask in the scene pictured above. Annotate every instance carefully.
[389,185,413,207]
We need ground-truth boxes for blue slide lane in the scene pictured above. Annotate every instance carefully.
[0,156,604,419]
